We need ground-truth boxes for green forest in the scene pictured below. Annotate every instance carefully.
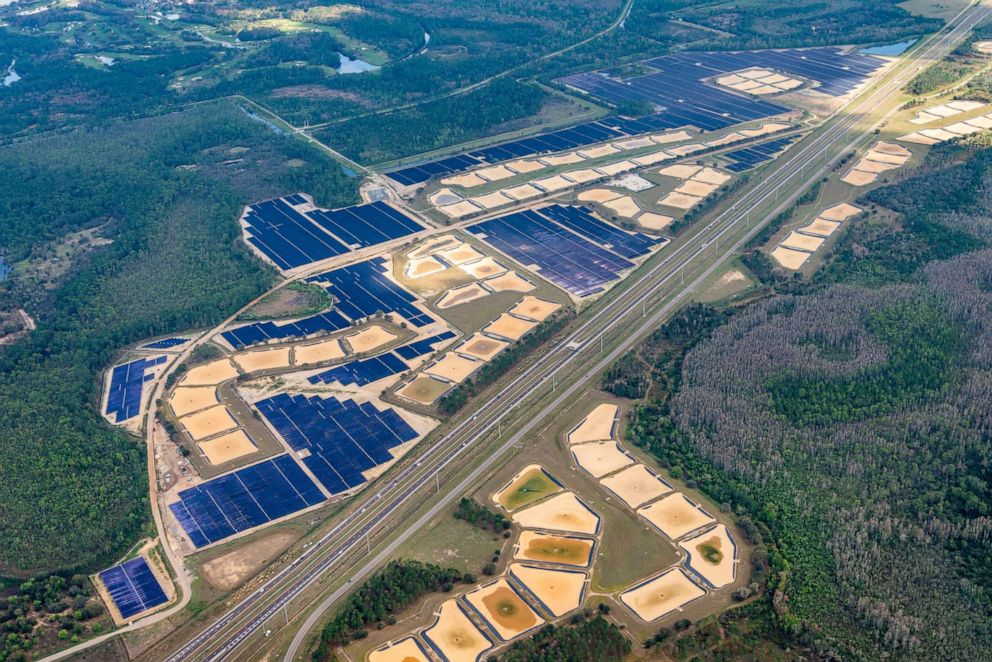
[0,101,357,576]
[608,141,992,660]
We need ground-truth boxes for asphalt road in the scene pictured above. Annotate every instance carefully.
[144,6,992,662]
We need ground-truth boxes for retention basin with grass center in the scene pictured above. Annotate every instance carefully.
[514,531,594,567]
[493,464,562,511]
[679,524,737,588]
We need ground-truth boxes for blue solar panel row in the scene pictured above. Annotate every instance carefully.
[222,310,351,350]
[722,135,801,172]
[308,257,435,327]
[469,206,657,296]
[243,196,424,271]
[537,205,662,259]
[143,337,187,349]
[255,394,418,495]
[308,331,456,386]
[98,556,168,619]
[106,356,167,423]
[169,454,325,548]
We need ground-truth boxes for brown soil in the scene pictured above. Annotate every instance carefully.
[200,531,297,590]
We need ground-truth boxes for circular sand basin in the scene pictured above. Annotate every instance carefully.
[180,359,239,386]
[570,441,634,478]
[567,403,618,444]
[294,338,345,366]
[345,325,398,354]
[368,636,431,662]
[232,347,291,373]
[458,334,509,362]
[437,283,491,309]
[169,386,219,417]
[483,271,533,293]
[396,376,451,405]
[492,465,561,511]
[484,314,538,342]
[197,429,257,465]
[637,492,715,540]
[599,463,672,509]
[679,524,737,589]
[507,296,560,323]
[179,405,238,441]
[514,531,594,567]
[421,599,492,662]
[464,578,543,641]
[619,567,705,622]
[511,492,600,535]
[508,564,586,617]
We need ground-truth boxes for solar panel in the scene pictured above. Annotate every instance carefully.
[98,556,168,619]
[143,338,187,349]
[105,356,167,423]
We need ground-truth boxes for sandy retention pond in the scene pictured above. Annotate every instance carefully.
[464,578,543,641]
[632,150,672,166]
[841,170,877,186]
[442,173,488,189]
[426,353,482,384]
[602,196,642,218]
[346,325,398,354]
[396,376,451,405]
[422,599,492,662]
[675,180,719,197]
[577,188,622,203]
[692,167,732,186]
[619,567,706,622]
[652,129,694,145]
[533,174,574,192]
[819,202,862,221]
[568,403,618,444]
[897,132,939,145]
[780,231,824,252]
[233,347,291,373]
[439,201,483,219]
[920,128,959,141]
[705,132,745,147]
[514,531,594,567]
[508,564,586,617]
[181,358,239,386]
[562,168,603,183]
[853,158,900,174]
[741,122,791,137]
[571,440,635,478]
[169,386,219,417]
[600,463,673,509]
[437,282,491,309]
[862,150,909,166]
[578,144,621,159]
[470,191,513,209]
[198,429,257,465]
[476,165,516,182]
[801,219,841,237]
[493,464,561,511]
[659,192,702,210]
[295,338,345,366]
[429,188,464,207]
[615,136,655,150]
[770,246,812,270]
[503,184,542,201]
[458,333,509,362]
[679,524,737,588]
[406,255,448,279]
[180,405,238,441]
[508,296,560,322]
[484,314,538,341]
[637,212,674,231]
[438,244,485,266]
[460,257,507,280]
[506,159,545,174]
[965,115,992,129]
[511,492,600,535]
[540,152,585,166]
[595,160,636,176]
[483,271,533,293]
[638,492,715,540]
[368,637,431,662]
[408,236,460,260]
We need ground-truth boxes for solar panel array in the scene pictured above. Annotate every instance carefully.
[385,47,883,187]
[722,135,802,172]
[143,337,188,349]
[309,331,455,386]
[222,258,432,350]
[105,356,167,422]
[98,557,168,619]
[243,196,424,271]
[257,394,418,495]
[169,454,325,548]
[468,205,663,296]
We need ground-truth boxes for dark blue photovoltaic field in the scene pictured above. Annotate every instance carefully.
[98,556,168,619]
[255,394,418,495]
[468,205,664,296]
[242,196,423,271]
[307,331,455,386]
[143,337,187,349]
[722,135,802,172]
[168,454,325,548]
[105,356,167,422]
[222,257,434,350]
[385,47,884,187]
